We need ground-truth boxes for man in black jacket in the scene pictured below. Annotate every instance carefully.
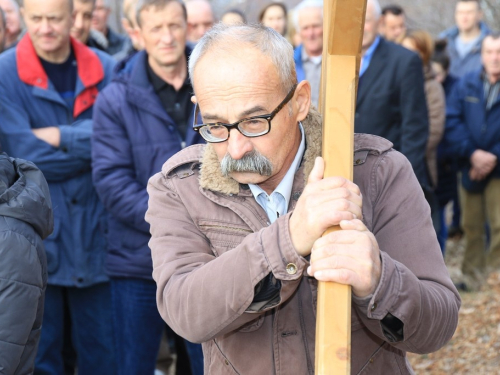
[355,0,429,186]
[0,153,53,374]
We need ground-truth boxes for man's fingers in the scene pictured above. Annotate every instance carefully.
[308,157,325,184]
[339,219,368,232]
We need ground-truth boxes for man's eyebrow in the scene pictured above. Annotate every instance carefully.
[201,105,269,122]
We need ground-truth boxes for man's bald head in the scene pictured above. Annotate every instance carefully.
[185,0,214,42]
[22,0,74,62]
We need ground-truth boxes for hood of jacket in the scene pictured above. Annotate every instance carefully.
[0,154,53,239]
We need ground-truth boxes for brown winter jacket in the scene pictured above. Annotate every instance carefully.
[146,108,460,375]
[424,66,446,188]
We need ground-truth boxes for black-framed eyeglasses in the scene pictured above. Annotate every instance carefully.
[193,83,298,143]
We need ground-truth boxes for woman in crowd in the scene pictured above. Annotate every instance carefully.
[259,2,288,37]
[221,9,246,25]
[432,39,463,251]
[402,30,446,247]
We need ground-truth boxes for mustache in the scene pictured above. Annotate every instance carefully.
[220,150,273,177]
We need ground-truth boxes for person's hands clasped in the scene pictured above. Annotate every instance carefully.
[470,149,497,180]
[289,157,363,257]
[308,219,381,298]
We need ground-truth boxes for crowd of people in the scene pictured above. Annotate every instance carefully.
[0,0,496,373]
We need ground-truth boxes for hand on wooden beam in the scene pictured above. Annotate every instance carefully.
[308,218,382,298]
[289,156,363,257]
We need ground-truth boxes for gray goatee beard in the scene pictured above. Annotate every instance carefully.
[220,150,273,177]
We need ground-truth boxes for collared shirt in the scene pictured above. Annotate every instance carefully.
[302,48,322,108]
[249,122,306,223]
[146,61,192,140]
[482,70,500,111]
[360,35,381,77]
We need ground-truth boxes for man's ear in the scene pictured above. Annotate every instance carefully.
[191,95,197,105]
[294,80,311,122]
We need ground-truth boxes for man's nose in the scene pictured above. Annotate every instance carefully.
[160,28,174,44]
[40,18,52,33]
[74,14,83,30]
[226,129,253,160]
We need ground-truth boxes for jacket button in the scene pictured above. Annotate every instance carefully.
[286,263,297,275]
[370,303,378,312]
[224,359,229,366]
[71,198,78,204]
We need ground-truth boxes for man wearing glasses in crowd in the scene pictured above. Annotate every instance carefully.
[146,23,460,374]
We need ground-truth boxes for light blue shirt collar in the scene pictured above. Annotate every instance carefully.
[249,122,306,224]
[360,35,381,77]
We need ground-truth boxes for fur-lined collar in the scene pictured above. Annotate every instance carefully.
[199,107,323,195]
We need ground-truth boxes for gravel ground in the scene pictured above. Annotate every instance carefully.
[408,237,500,374]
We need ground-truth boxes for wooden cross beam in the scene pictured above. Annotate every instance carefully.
[316,0,367,374]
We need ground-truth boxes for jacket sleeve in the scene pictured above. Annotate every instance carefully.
[0,229,44,373]
[425,80,445,156]
[0,82,92,182]
[91,87,149,233]
[353,150,461,354]
[444,79,477,160]
[398,54,430,186]
[146,173,307,343]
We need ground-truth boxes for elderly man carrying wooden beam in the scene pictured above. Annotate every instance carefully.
[146,20,460,374]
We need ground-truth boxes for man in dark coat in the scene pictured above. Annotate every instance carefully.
[0,153,52,374]
[445,33,500,289]
[354,0,429,187]
[92,0,204,373]
[0,0,116,372]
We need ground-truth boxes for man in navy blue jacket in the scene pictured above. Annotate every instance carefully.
[445,33,500,290]
[0,0,116,373]
[92,0,204,373]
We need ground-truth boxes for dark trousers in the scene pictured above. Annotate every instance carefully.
[35,283,116,375]
[111,278,164,375]
[110,277,204,375]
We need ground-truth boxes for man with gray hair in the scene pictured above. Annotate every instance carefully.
[146,22,460,374]
[293,0,323,107]
[91,0,128,56]
[0,0,22,49]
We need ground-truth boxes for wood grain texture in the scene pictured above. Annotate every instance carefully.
[316,1,367,374]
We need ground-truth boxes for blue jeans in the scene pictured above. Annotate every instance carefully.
[110,278,164,375]
[110,278,204,375]
[35,283,116,375]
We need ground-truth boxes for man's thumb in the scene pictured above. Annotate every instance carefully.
[308,157,325,183]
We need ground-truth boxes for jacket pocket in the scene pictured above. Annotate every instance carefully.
[44,216,61,274]
[207,339,240,374]
[356,341,412,375]
[198,220,252,256]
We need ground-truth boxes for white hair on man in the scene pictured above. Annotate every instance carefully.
[189,23,297,95]
[368,0,382,20]
[292,0,323,30]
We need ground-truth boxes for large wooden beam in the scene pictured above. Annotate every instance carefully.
[316,1,367,374]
